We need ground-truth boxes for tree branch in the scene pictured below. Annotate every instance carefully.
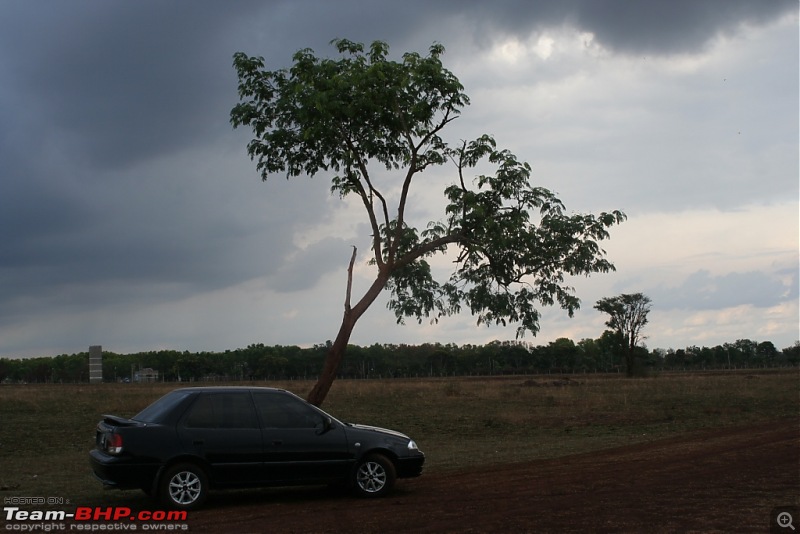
[340,134,387,269]
[344,246,357,312]
[393,108,456,263]
[394,232,464,271]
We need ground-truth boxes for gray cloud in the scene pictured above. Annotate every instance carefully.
[652,269,798,311]
[271,238,357,293]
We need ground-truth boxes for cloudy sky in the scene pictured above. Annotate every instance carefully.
[1,0,797,358]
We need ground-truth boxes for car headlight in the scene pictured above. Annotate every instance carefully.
[407,440,419,450]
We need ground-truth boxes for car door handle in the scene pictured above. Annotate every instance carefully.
[272,440,283,446]
[193,440,204,446]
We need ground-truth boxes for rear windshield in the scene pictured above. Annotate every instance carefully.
[133,390,193,423]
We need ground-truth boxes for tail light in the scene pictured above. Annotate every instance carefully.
[105,433,123,455]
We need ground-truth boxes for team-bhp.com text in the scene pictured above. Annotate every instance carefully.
[4,507,188,531]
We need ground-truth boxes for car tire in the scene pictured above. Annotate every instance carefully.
[353,454,396,498]
[159,463,209,510]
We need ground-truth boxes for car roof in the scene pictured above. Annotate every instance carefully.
[169,386,292,394]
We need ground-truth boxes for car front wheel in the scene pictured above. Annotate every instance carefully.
[353,454,396,497]
[159,463,209,510]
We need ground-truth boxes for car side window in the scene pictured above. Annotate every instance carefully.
[183,392,258,429]
[184,394,214,428]
[253,392,323,429]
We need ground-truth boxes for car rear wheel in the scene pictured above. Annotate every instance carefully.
[353,454,396,497]
[159,463,208,510]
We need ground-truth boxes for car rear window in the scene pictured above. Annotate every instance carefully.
[133,390,194,423]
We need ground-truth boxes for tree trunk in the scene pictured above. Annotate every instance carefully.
[624,333,636,377]
[306,312,357,406]
[625,349,635,377]
[306,248,390,407]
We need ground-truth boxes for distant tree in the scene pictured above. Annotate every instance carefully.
[782,341,800,366]
[596,329,625,372]
[594,293,652,377]
[577,338,602,372]
[756,340,778,366]
[548,337,579,372]
[232,39,626,406]
[0,358,9,382]
[731,339,758,367]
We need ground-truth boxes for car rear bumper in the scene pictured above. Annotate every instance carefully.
[89,449,160,490]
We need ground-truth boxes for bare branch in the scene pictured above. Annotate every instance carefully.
[344,246,357,312]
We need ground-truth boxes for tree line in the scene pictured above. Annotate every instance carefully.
[1,337,797,384]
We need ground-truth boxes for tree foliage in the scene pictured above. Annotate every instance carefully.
[594,293,652,376]
[231,39,626,404]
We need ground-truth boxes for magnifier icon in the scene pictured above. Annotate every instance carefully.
[778,512,795,531]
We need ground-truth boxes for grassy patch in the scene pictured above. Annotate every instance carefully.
[0,371,796,506]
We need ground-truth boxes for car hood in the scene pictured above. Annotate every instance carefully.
[346,423,410,440]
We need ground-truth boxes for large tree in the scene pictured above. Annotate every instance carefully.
[594,293,652,376]
[231,39,626,406]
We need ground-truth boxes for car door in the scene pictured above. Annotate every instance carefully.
[253,391,350,484]
[177,391,264,486]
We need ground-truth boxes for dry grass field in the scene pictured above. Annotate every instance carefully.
[0,370,796,510]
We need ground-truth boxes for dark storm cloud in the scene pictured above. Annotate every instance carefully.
[0,0,261,170]
[0,0,279,323]
[0,1,262,313]
[3,0,790,172]
[467,0,797,54]
[278,0,797,56]
[217,0,797,63]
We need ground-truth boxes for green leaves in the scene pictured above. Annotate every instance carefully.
[438,139,627,337]
[231,39,466,187]
[232,39,627,340]
[595,293,652,336]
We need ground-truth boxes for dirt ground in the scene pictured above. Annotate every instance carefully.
[186,419,798,533]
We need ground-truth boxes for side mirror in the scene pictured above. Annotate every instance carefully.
[316,416,334,435]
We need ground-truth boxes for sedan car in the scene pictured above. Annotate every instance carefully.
[89,386,424,510]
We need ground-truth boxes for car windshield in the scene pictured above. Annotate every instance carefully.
[133,390,193,423]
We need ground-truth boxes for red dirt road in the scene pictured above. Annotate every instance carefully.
[188,420,799,533]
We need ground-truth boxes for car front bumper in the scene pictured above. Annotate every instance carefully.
[395,453,425,478]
